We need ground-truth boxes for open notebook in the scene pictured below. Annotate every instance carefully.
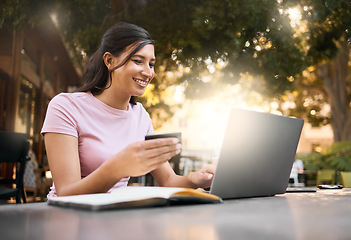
[48,186,222,210]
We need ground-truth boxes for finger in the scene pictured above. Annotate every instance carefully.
[147,147,181,164]
[146,147,181,170]
[144,137,179,149]
[144,143,181,159]
[149,146,181,170]
[202,165,216,175]
[198,172,213,181]
[204,173,214,179]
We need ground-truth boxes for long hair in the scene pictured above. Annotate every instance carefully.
[75,22,154,105]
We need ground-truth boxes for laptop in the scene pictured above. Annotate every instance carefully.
[210,108,304,199]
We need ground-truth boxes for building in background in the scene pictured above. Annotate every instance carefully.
[297,123,333,153]
[0,15,81,193]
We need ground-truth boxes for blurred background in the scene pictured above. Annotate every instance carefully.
[0,0,350,201]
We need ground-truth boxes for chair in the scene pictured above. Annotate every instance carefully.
[340,172,351,188]
[0,131,30,203]
[316,169,335,185]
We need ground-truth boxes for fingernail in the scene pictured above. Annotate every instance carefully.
[207,173,213,179]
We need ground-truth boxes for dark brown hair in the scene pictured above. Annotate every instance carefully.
[76,22,154,105]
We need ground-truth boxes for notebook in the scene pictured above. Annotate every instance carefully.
[48,186,222,210]
[210,108,304,199]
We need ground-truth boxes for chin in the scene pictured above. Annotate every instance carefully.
[134,90,146,97]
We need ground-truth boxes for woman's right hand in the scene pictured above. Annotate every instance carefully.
[112,137,181,177]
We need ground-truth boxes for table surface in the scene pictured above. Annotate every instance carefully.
[1,188,351,240]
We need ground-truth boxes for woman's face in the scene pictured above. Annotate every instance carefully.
[111,44,156,98]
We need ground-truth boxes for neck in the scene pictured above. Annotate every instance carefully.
[94,90,130,110]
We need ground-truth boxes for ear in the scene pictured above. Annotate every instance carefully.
[103,52,114,70]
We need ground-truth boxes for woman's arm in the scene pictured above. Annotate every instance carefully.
[45,133,181,196]
[44,133,122,196]
[151,162,215,189]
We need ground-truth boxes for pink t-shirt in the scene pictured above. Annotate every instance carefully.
[41,92,154,197]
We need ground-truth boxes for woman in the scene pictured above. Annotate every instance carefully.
[41,22,214,197]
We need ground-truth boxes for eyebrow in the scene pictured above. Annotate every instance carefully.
[133,54,156,61]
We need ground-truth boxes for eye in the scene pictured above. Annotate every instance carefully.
[149,62,155,68]
[132,59,142,64]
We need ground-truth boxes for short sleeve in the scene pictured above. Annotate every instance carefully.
[41,93,79,138]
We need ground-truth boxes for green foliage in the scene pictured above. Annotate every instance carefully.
[54,0,112,55]
[300,0,351,62]
[0,0,55,28]
[131,0,307,98]
[2,0,350,131]
[324,142,351,171]
[299,152,330,170]
[191,0,306,95]
[2,0,349,90]
[280,1,351,136]
[299,142,351,171]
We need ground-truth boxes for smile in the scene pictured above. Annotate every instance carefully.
[133,78,149,87]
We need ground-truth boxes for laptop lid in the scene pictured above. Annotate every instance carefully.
[210,108,304,199]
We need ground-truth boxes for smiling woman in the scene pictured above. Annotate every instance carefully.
[102,44,156,105]
[76,22,155,107]
[40,22,215,198]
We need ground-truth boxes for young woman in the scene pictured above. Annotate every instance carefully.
[41,22,214,197]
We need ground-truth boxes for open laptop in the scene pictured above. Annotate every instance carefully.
[210,108,304,199]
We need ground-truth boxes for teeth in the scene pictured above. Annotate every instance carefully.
[134,78,148,86]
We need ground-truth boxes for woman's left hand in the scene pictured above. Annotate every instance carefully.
[187,164,216,189]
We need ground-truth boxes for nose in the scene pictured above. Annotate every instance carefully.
[142,65,154,79]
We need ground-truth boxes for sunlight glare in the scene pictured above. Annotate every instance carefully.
[173,85,185,103]
[158,82,269,154]
[50,13,59,27]
[287,7,302,28]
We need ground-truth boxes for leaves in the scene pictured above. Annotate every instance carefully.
[300,142,351,171]
[0,0,55,28]
[299,152,328,171]
[2,0,350,134]
[324,142,351,171]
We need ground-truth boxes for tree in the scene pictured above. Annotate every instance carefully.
[289,1,351,142]
[2,0,350,139]
[292,40,351,141]
[126,0,351,141]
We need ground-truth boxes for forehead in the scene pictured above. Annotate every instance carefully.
[132,44,155,59]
